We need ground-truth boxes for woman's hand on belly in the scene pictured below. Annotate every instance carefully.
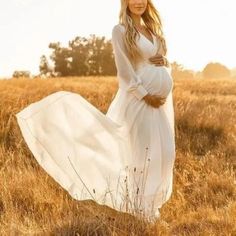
[148,54,170,67]
[143,94,167,108]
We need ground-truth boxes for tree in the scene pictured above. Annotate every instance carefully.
[12,70,31,78]
[39,55,51,75]
[99,39,116,75]
[87,34,106,75]
[202,62,231,79]
[49,42,70,76]
[170,61,195,79]
[68,36,90,76]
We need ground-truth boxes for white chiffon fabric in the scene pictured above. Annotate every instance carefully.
[15,23,176,220]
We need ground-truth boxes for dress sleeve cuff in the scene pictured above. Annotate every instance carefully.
[131,84,148,101]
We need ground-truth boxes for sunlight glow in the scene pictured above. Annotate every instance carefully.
[0,0,235,77]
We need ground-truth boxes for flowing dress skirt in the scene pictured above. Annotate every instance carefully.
[16,65,175,219]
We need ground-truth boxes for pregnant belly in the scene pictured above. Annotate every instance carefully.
[137,64,173,97]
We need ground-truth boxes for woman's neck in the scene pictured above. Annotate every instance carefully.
[130,14,143,27]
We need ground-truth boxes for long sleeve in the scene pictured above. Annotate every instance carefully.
[111,24,148,101]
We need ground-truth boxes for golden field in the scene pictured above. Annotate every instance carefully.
[0,76,235,235]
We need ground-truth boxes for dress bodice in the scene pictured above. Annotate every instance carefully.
[111,24,172,100]
[131,29,167,74]
[137,31,160,59]
[133,28,173,98]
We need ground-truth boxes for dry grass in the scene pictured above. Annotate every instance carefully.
[0,76,235,235]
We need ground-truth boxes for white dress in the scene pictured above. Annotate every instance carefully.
[15,23,175,220]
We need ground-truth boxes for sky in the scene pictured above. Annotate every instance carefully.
[0,0,235,78]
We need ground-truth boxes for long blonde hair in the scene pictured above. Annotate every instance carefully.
[119,0,167,69]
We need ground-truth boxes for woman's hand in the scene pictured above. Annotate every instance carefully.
[143,94,166,108]
[148,54,170,67]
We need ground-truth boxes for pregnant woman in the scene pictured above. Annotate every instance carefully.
[15,0,175,221]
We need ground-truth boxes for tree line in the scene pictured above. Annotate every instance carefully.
[12,34,234,79]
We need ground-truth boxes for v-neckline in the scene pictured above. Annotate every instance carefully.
[137,30,155,46]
